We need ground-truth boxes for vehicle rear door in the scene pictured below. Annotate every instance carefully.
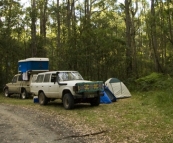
[8,75,21,94]
[31,74,44,95]
[42,73,51,97]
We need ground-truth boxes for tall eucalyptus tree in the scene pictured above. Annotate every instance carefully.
[150,0,163,72]
[31,0,37,56]
[122,0,139,78]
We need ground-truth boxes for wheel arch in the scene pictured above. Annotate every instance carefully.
[38,90,44,95]
[4,86,10,97]
[38,90,49,98]
[21,87,26,93]
[62,89,72,100]
[3,86,8,91]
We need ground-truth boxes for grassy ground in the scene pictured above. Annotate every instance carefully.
[0,90,173,143]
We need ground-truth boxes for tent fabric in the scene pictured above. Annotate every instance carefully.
[104,86,116,102]
[109,78,121,83]
[105,78,131,99]
[100,91,112,104]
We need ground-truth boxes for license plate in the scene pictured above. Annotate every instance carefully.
[88,94,94,98]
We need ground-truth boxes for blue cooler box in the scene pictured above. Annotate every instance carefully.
[33,96,39,103]
[18,58,49,73]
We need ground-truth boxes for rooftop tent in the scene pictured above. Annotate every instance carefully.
[105,78,131,99]
[18,58,49,73]
[18,58,49,81]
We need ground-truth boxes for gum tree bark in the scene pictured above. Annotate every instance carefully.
[31,0,37,56]
[150,0,163,72]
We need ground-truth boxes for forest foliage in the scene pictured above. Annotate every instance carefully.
[135,72,172,91]
[0,0,173,90]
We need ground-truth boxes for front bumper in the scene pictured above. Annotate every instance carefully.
[73,91,104,99]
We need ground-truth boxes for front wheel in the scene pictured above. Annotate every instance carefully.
[38,92,48,105]
[63,93,74,110]
[20,89,28,99]
[4,88,10,97]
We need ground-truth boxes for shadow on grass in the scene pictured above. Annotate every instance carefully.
[6,94,21,99]
[3,94,33,100]
[1,94,101,110]
[47,100,96,110]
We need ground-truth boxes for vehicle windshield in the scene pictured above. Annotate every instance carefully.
[58,72,83,81]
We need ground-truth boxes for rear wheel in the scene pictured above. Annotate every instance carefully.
[20,89,28,99]
[90,96,100,106]
[38,92,48,105]
[4,88,10,97]
[63,93,74,110]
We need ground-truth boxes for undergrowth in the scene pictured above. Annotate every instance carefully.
[135,72,173,91]
[135,72,173,119]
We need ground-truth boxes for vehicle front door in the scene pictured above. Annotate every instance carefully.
[47,73,60,98]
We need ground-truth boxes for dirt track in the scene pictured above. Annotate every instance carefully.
[0,104,109,143]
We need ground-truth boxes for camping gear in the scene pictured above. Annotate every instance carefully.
[18,58,49,73]
[104,86,116,102]
[33,96,39,103]
[100,86,116,104]
[100,91,112,104]
[105,78,131,99]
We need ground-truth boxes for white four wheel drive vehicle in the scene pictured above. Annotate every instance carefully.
[3,74,37,99]
[30,71,103,109]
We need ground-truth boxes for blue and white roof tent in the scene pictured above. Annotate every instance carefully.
[18,58,49,73]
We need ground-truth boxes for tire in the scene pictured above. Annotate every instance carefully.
[38,92,48,105]
[4,88,10,97]
[90,96,100,106]
[63,93,74,110]
[20,89,28,99]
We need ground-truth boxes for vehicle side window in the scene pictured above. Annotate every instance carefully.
[12,76,17,83]
[36,75,44,83]
[51,74,57,82]
[32,75,37,83]
[43,74,50,82]
[18,75,23,81]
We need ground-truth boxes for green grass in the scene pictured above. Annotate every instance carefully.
[1,90,173,143]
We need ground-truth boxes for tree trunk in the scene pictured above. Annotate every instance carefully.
[56,0,60,49]
[125,0,133,77]
[130,0,138,78]
[31,0,37,57]
[40,0,47,39]
[56,0,61,68]
[150,0,163,72]
[167,1,173,45]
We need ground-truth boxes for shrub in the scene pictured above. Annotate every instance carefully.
[135,72,173,91]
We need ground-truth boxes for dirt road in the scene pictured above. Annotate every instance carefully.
[0,104,109,143]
